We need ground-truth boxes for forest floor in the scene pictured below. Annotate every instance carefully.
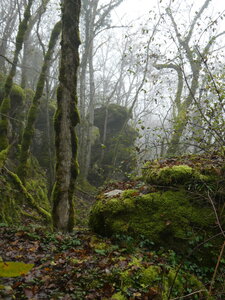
[0,222,224,300]
[0,174,224,299]
[0,223,174,300]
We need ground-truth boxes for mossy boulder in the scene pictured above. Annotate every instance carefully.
[0,80,25,110]
[90,155,224,253]
[142,163,211,186]
[9,84,25,109]
[88,104,137,185]
[94,104,130,135]
[0,78,26,147]
[142,153,225,184]
[89,189,214,249]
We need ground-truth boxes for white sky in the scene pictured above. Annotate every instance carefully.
[112,0,225,24]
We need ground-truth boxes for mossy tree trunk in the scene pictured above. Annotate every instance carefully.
[0,0,33,151]
[52,0,81,232]
[17,21,61,181]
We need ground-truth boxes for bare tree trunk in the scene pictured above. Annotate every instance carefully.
[45,78,55,193]
[85,39,95,177]
[78,0,125,179]
[0,2,17,72]
[52,0,81,232]
[20,0,50,88]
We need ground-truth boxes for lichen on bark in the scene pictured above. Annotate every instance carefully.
[52,0,81,232]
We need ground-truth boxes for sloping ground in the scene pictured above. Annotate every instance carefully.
[0,224,221,299]
[88,153,225,299]
[0,164,51,226]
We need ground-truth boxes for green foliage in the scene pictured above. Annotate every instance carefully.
[112,262,209,299]
[0,262,34,277]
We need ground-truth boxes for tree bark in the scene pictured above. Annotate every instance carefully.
[52,0,81,232]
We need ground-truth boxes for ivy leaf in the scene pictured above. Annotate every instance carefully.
[0,261,34,277]
[95,249,107,256]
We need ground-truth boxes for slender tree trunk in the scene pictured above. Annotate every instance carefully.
[18,21,61,181]
[0,0,33,151]
[166,66,200,156]
[0,6,17,73]
[45,78,55,193]
[85,40,95,177]
[78,45,88,177]
[52,0,81,232]
[20,0,50,88]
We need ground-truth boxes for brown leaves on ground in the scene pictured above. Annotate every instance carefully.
[0,225,164,299]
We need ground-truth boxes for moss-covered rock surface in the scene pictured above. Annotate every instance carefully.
[88,104,137,185]
[89,153,225,252]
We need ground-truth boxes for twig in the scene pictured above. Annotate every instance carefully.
[207,191,225,295]
[0,54,14,66]
[170,289,207,300]
[166,231,225,299]
[0,112,23,123]
[209,241,225,295]
[207,191,225,238]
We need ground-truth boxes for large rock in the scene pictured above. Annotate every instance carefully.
[89,155,225,252]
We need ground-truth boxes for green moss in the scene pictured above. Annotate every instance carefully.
[0,119,9,150]
[140,265,161,286]
[122,189,138,198]
[120,269,133,290]
[10,84,25,106]
[0,152,51,226]
[113,264,209,299]
[26,178,50,211]
[111,292,126,300]
[0,146,10,169]
[143,163,211,186]
[89,189,214,249]
[0,96,10,114]
[6,169,51,221]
